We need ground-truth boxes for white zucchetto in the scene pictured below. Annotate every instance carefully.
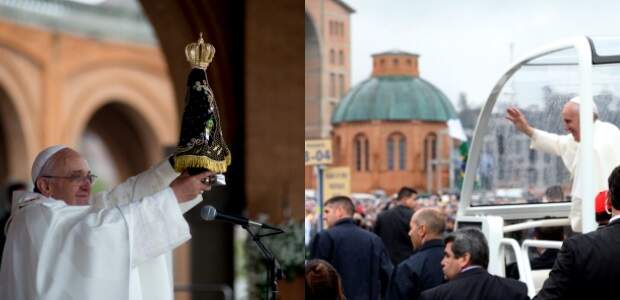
[569,96,599,115]
[31,145,68,184]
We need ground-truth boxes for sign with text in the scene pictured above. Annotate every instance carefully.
[305,139,333,165]
[323,166,350,200]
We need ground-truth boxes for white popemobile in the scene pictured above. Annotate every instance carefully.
[455,36,620,298]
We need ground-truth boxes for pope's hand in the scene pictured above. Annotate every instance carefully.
[506,106,534,137]
[170,170,214,202]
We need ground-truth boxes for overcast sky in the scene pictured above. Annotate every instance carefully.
[348,0,620,108]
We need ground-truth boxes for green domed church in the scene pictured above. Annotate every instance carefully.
[331,51,459,194]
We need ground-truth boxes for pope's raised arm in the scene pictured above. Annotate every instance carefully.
[92,157,214,213]
[506,106,534,137]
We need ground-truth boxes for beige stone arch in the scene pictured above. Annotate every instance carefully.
[62,66,178,166]
[0,45,41,181]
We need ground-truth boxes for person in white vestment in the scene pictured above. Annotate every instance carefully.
[506,96,620,232]
[0,145,215,300]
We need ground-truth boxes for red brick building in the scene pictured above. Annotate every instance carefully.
[328,51,459,195]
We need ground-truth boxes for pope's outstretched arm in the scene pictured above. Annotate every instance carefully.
[92,157,209,213]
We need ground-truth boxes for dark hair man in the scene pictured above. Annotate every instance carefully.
[310,195,393,300]
[374,186,418,265]
[421,228,528,300]
[534,165,620,299]
[386,208,446,300]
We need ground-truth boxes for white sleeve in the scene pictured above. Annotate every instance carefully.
[118,187,192,268]
[92,159,178,208]
[530,129,569,156]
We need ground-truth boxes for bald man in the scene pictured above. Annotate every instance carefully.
[0,145,215,300]
[507,97,620,232]
[386,208,446,300]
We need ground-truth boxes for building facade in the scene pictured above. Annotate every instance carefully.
[305,0,354,138]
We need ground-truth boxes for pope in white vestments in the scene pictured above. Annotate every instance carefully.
[507,97,620,232]
[0,145,215,299]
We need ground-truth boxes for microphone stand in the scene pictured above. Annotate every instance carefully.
[243,225,284,300]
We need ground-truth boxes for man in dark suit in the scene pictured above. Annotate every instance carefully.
[420,228,529,300]
[534,165,620,299]
[374,186,417,265]
[310,196,393,300]
[386,208,445,300]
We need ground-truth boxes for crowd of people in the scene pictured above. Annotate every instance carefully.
[305,191,459,244]
[305,187,531,300]
[306,166,620,300]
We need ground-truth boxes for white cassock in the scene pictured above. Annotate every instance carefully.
[530,120,620,232]
[0,160,203,300]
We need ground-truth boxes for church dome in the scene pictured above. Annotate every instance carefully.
[332,51,457,124]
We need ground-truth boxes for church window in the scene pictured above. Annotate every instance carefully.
[330,73,336,97]
[387,136,394,170]
[399,135,406,170]
[424,133,437,171]
[388,133,406,171]
[355,134,370,171]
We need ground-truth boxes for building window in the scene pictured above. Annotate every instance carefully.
[339,50,344,65]
[528,168,538,185]
[355,136,362,171]
[364,138,369,171]
[380,59,385,67]
[544,153,551,163]
[330,49,335,64]
[387,136,394,171]
[497,134,504,156]
[424,133,437,171]
[338,74,345,97]
[355,134,370,171]
[406,59,412,66]
[399,135,406,170]
[330,73,336,97]
[388,133,406,171]
[393,58,399,66]
[329,21,334,35]
[529,149,537,164]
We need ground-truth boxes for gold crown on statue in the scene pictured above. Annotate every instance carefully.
[185,32,216,69]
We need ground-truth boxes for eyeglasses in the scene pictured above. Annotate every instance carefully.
[41,174,98,185]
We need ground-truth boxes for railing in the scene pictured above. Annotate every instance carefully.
[503,218,570,233]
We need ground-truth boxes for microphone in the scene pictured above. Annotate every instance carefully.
[201,205,280,231]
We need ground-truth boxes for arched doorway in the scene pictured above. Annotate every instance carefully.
[78,102,159,190]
